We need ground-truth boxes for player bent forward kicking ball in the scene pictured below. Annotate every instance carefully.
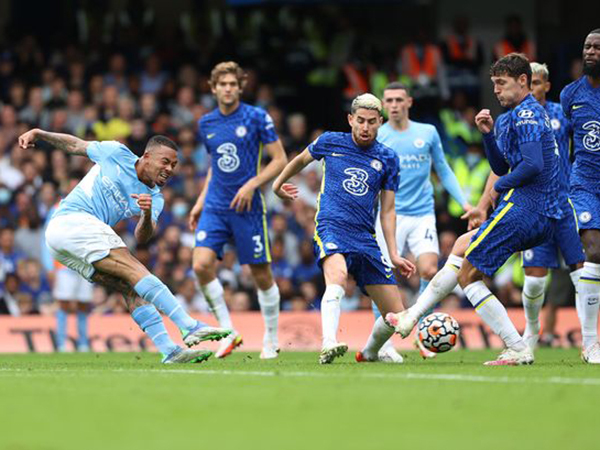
[273,93,416,364]
[19,128,231,364]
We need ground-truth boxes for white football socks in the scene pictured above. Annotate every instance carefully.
[200,278,233,330]
[577,263,600,350]
[522,275,547,338]
[363,316,395,358]
[463,280,526,351]
[321,284,344,348]
[258,283,280,348]
[408,254,463,322]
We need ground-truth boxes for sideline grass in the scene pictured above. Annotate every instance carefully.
[1,349,598,450]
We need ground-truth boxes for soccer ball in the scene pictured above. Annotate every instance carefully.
[417,312,460,353]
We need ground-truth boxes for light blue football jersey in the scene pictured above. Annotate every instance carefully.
[53,141,164,226]
[377,120,466,216]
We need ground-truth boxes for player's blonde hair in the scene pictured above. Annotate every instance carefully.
[351,93,383,115]
[530,62,550,81]
[209,61,247,90]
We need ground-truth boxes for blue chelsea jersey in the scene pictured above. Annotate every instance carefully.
[54,141,164,226]
[544,100,571,191]
[198,102,279,212]
[308,132,400,234]
[494,94,564,219]
[560,76,600,190]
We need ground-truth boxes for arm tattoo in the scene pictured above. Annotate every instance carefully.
[37,130,89,156]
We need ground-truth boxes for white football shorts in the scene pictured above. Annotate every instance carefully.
[45,212,126,281]
[376,213,439,264]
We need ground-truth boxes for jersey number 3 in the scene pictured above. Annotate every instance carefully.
[216,143,241,172]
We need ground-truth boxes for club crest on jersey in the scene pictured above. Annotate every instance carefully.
[550,118,561,130]
[582,121,600,152]
[579,211,592,223]
[342,167,369,196]
[216,143,240,172]
[196,230,207,241]
[371,159,382,171]
[235,126,247,138]
[518,109,534,119]
[413,138,425,148]
[523,250,534,261]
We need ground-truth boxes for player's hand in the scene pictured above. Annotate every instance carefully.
[391,254,417,278]
[475,109,494,134]
[131,193,152,215]
[18,128,40,149]
[461,206,487,230]
[273,183,299,201]
[489,187,500,209]
[188,203,202,232]
[230,180,257,213]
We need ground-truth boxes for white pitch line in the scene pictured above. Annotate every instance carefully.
[1,367,600,386]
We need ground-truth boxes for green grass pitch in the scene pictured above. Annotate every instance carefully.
[1,349,599,450]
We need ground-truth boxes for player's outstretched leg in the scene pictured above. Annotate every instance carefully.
[521,273,547,351]
[132,304,212,364]
[132,274,231,346]
[459,260,533,366]
[387,255,462,337]
[387,231,475,338]
[95,249,232,347]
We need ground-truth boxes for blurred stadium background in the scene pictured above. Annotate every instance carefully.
[0,0,597,352]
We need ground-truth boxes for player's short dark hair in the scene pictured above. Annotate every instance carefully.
[490,53,532,87]
[209,61,247,90]
[146,135,179,153]
[383,82,411,96]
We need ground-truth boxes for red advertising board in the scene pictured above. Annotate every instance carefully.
[0,308,584,353]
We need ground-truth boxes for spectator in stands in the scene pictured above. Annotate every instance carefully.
[493,15,536,61]
[442,16,484,102]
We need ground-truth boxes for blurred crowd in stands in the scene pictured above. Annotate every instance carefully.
[0,2,584,345]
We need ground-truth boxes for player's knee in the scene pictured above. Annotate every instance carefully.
[585,245,600,264]
[326,268,347,288]
[193,257,215,278]
[452,233,472,257]
[457,265,475,288]
[251,266,274,290]
[420,264,437,281]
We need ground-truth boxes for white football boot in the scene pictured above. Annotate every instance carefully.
[385,311,417,338]
[319,343,348,364]
[581,342,600,364]
[484,347,534,366]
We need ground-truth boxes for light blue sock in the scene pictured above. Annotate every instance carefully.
[371,300,381,320]
[131,304,179,357]
[134,275,200,332]
[76,311,89,349]
[419,279,430,295]
[56,309,68,350]
[418,278,434,325]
